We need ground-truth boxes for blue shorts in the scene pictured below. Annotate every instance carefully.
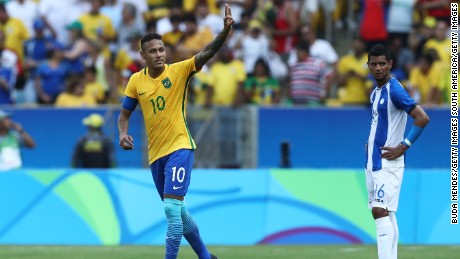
[150,149,194,200]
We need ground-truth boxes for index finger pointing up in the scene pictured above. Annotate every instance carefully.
[225,4,231,16]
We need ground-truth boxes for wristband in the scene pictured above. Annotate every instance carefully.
[406,125,424,143]
[405,125,424,146]
[401,139,411,147]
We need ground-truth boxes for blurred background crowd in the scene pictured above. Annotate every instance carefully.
[0,0,454,108]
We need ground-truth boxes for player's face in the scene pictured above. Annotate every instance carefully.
[368,55,392,82]
[141,39,166,70]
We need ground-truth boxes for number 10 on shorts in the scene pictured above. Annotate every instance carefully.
[172,166,185,183]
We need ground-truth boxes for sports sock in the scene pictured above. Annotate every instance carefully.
[389,212,399,259]
[164,198,184,259]
[375,216,394,259]
[181,205,211,259]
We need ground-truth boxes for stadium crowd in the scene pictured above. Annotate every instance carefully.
[0,0,453,107]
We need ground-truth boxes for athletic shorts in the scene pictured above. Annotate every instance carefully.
[150,149,194,200]
[365,167,404,212]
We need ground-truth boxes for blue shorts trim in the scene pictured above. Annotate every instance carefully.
[149,149,194,200]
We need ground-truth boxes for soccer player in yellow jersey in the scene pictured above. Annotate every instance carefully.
[117,4,234,259]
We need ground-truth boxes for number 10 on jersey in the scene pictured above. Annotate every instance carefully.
[150,96,165,114]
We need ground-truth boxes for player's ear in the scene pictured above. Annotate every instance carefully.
[140,50,145,60]
[388,59,393,69]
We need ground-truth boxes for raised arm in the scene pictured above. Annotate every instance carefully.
[194,4,235,70]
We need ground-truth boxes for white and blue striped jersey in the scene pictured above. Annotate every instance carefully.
[366,77,416,171]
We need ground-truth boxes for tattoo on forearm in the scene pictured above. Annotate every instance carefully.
[195,28,231,68]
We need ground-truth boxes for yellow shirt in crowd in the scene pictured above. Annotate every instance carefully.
[337,53,369,104]
[208,60,246,105]
[84,81,106,103]
[0,18,29,60]
[79,13,115,41]
[409,62,443,103]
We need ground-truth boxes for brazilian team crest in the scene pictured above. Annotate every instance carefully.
[162,77,172,88]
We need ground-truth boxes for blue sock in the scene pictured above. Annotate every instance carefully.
[181,206,211,259]
[164,198,184,259]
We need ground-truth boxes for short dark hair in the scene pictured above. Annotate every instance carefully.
[296,40,310,53]
[368,44,392,62]
[140,33,162,50]
[183,13,197,24]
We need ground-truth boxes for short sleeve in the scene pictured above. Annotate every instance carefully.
[124,73,139,99]
[390,81,416,113]
[173,57,197,77]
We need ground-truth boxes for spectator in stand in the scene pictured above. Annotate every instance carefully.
[72,113,115,168]
[112,31,145,104]
[196,1,223,36]
[235,19,270,75]
[264,0,298,61]
[417,0,452,23]
[336,37,369,106]
[0,30,18,105]
[156,4,184,36]
[117,3,145,50]
[176,13,214,60]
[63,21,90,76]
[55,75,97,107]
[84,40,112,96]
[424,21,450,69]
[288,40,333,106]
[226,9,251,57]
[0,3,29,64]
[5,0,38,38]
[100,0,123,32]
[119,0,148,22]
[20,18,57,105]
[83,65,106,104]
[408,16,436,61]
[206,46,246,107]
[359,0,388,50]
[144,0,171,24]
[387,0,417,47]
[35,45,70,104]
[162,14,184,46]
[39,0,90,45]
[0,110,35,171]
[288,23,338,67]
[244,58,281,105]
[408,52,443,106]
[388,36,415,79]
[79,0,116,43]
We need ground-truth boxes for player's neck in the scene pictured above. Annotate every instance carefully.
[147,66,165,79]
[376,75,392,88]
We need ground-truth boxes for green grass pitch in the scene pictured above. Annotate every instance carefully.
[1,245,459,259]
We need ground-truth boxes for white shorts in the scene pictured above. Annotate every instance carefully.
[365,167,404,212]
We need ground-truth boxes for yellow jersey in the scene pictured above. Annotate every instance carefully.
[409,62,443,103]
[337,53,369,104]
[0,18,29,60]
[79,13,115,41]
[124,57,198,164]
[424,38,450,66]
[208,60,246,105]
